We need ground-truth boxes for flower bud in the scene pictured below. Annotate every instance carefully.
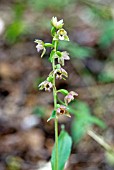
[51,17,64,29]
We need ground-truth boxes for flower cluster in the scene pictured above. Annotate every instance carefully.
[35,17,78,118]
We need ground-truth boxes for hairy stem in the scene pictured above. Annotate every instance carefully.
[52,41,58,170]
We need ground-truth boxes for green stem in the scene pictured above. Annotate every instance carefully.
[52,41,58,170]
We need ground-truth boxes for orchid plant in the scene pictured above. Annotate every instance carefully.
[35,17,78,170]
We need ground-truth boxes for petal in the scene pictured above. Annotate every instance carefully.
[61,105,66,109]
[41,47,46,58]
[58,19,63,25]
[36,44,44,52]
[34,39,44,45]
[48,82,53,88]
[62,51,70,60]
[58,58,64,66]
[57,19,64,29]
[64,35,69,41]
[57,108,61,113]
[70,91,78,96]
[64,94,73,104]
[59,35,65,40]
[66,112,71,117]
[38,81,45,87]
[51,17,57,26]
[61,68,68,77]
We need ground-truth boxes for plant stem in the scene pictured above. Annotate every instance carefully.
[55,117,58,170]
[88,129,112,152]
[52,41,58,170]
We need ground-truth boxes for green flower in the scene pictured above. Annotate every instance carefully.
[34,39,46,58]
[53,29,69,41]
[51,16,64,29]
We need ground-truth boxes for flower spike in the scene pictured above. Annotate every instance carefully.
[34,17,78,169]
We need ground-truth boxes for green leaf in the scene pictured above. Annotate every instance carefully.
[32,106,45,117]
[13,3,25,19]
[57,89,69,95]
[98,62,114,83]
[47,110,56,122]
[49,50,55,62]
[51,129,72,170]
[5,21,26,44]
[71,118,87,143]
[89,116,106,129]
[28,0,71,11]
[99,21,114,47]
[70,101,106,143]
[59,41,94,59]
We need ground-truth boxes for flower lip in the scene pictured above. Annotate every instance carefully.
[36,44,44,52]
[57,71,62,76]
[53,28,69,41]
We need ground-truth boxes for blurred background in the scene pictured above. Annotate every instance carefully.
[0,0,114,169]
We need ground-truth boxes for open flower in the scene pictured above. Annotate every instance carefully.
[34,39,46,58]
[39,80,53,92]
[57,105,71,117]
[54,68,68,79]
[64,91,78,104]
[58,51,70,66]
[51,17,64,29]
[53,29,69,41]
